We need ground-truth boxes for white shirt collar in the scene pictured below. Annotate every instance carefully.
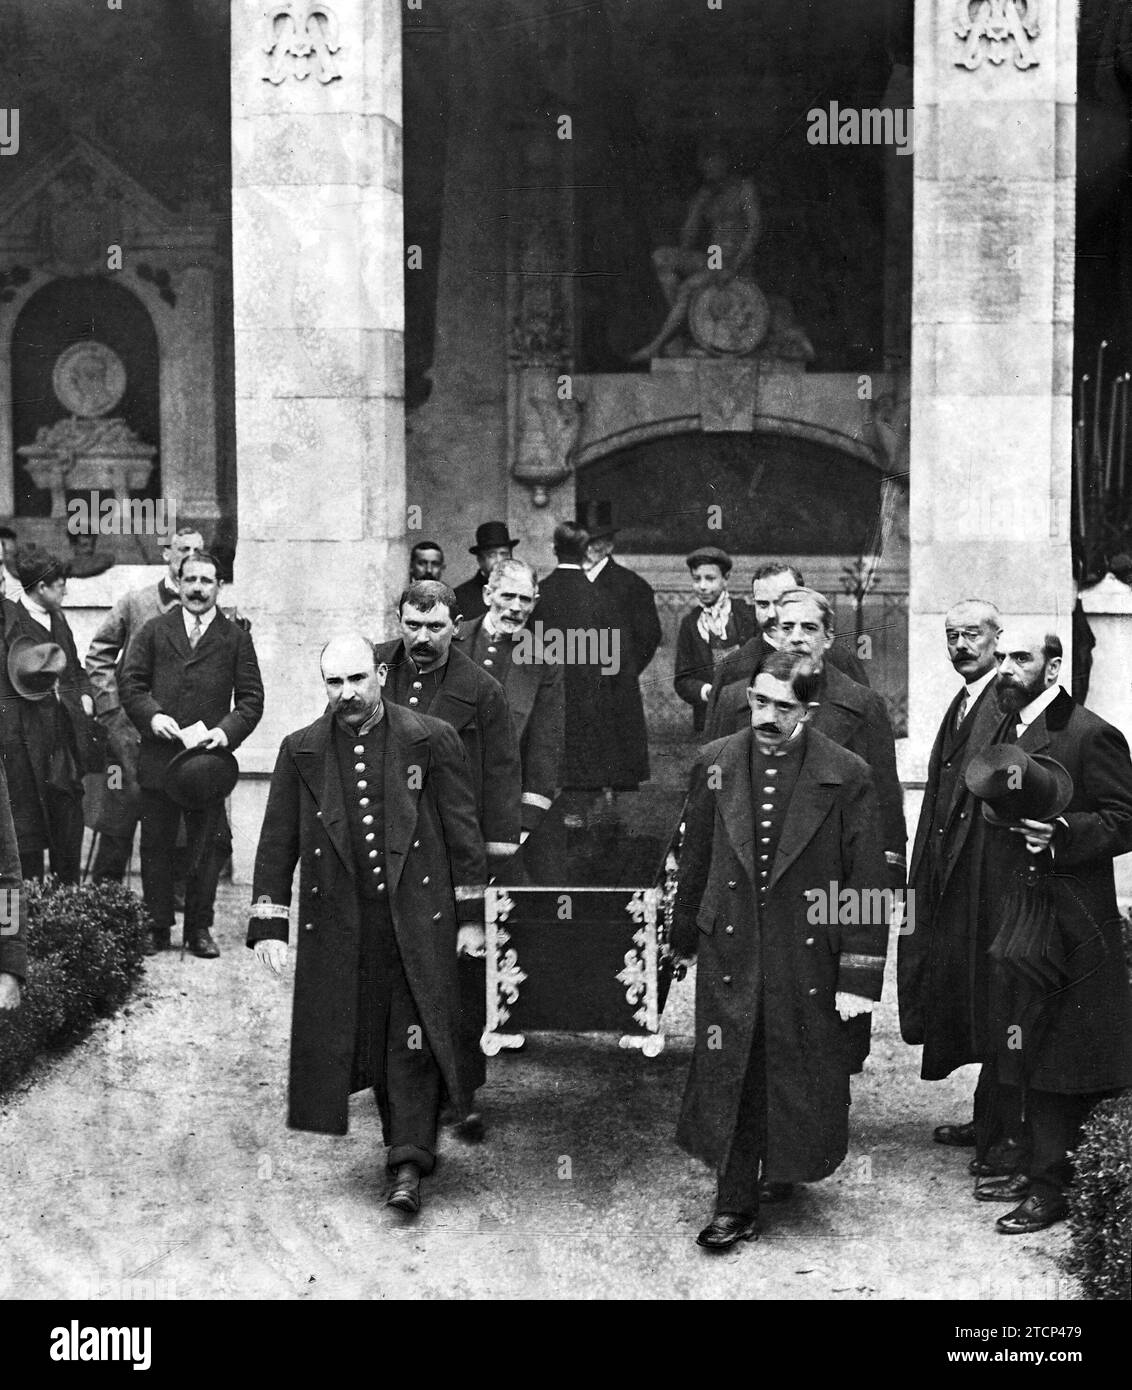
[556,563,583,570]
[963,666,998,702]
[585,556,610,582]
[1017,682,1062,728]
[19,590,52,630]
[183,605,218,638]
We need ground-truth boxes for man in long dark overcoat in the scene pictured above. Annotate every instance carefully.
[897,600,1004,1154]
[969,619,1132,1235]
[374,579,521,1136]
[704,587,905,1073]
[0,546,96,882]
[248,635,485,1217]
[580,513,660,786]
[533,521,622,806]
[670,649,889,1250]
[456,558,563,838]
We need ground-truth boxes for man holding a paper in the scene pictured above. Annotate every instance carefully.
[120,552,264,957]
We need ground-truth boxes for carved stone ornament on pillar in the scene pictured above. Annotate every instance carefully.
[954,0,1040,71]
[263,3,342,85]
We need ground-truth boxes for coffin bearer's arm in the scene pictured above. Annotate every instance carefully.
[247,737,303,973]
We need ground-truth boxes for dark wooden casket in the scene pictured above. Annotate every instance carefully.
[483,786,686,1058]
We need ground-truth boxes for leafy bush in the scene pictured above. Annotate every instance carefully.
[1065,1093,1132,1301]
[0,878,149,1095]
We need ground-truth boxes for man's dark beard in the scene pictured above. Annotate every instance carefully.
[997,675,1043,713]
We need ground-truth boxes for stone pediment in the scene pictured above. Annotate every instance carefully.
[0,135,216,270]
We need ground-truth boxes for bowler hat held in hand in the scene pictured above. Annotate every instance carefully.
[964,745,1073,826]
[164,745,240,810]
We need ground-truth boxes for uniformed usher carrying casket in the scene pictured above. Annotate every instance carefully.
[247,634,486,1218]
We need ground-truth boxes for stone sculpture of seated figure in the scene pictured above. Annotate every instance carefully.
[629,139,762,364]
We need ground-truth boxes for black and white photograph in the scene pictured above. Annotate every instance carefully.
[0,0,1129,1345]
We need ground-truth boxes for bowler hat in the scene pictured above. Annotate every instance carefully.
[575,499,619,540]
[164,745,240,810]
[964,746,1073,826]
[7,636,66,701]
[469,521,520,555]
[686,546,733,577]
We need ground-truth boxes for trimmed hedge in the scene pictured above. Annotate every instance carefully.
[1062,911,1132,1301]
[1065,1093,1132,1301]
[0,878,149,1095]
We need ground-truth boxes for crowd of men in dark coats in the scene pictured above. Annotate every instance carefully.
[2,514,1130,1251]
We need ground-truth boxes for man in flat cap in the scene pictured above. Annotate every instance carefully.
[674,546,757,733]
[452,522,519,624]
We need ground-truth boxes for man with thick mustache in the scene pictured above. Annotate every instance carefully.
[972,621,1132,1233]
[120,552,264,957]
[374,580,521,1139]
[248,635,485,1218]
[670,648,888,1250]
[898,600,1007,1157]
[456,558,563,839]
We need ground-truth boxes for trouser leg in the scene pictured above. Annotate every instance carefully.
[182,804,229,936]
[456,953,487,1099]
[1026,1090,1101,1200]
[91,827,136,882]
[139,790,181,933]
[974,1065,1025,1167]
[19,849,44,881]
[383,950,441,1174]
[715,1014,767,1218]
[45,788,84,885]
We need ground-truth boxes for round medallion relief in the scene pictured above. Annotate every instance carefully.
[52,341,127,418]
[688,279,770,356]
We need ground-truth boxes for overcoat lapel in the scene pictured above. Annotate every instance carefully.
[770,732,842,888]
[428,647,479,732]
[292,711,351,871]
[713,729,756,888]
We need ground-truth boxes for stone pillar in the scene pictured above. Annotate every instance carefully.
[229,0,404,880]
[908,0,1076,771]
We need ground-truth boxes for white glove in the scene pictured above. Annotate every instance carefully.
[254,939,288,976]
[835,991,874,1021]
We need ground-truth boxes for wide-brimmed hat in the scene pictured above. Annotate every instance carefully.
[7,636,66,701]
[469,521,520,554]
[686,545,733,576]
[965,746,1073,826]
[575,499,619,541]
[164,745,240,809]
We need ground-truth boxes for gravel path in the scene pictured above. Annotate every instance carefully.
[0,883,1077,1301]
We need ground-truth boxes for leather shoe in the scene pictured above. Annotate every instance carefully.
[386,1162,422,1215]
[974,1173,1031,1202]
[968,1140,1021,1177]
[696,1212,758,1250]
[143,929,170,956]
[758,1180,795,1204]
[186,931,220,959]
[995,1191,1067,1235]
[933,1121,976,1147]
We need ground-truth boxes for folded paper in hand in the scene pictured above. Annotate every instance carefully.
[179,721,210,750]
